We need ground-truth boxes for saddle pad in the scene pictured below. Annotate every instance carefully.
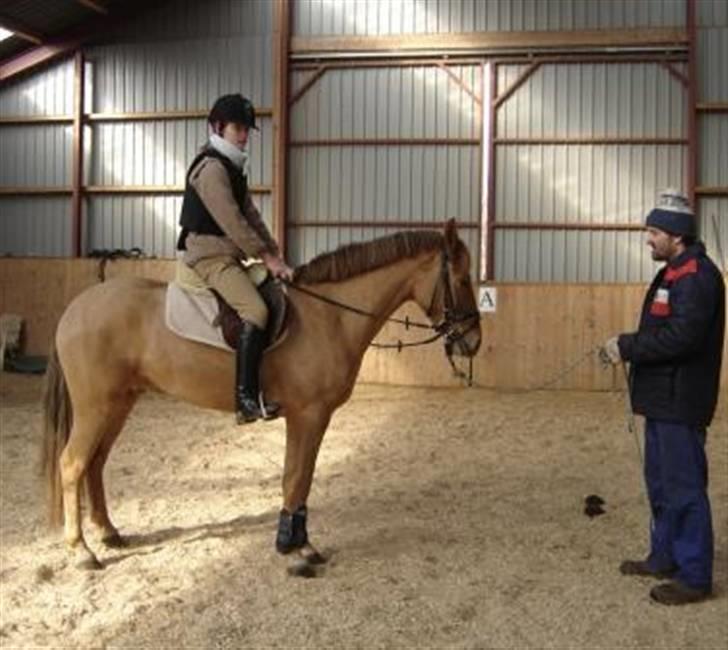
[165,282,233,352]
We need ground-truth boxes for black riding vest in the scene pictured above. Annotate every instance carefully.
[177,148,249,250]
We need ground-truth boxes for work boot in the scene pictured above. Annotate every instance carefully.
[235,322,280,424]
[650,581,710,606]
[619,560,676,579]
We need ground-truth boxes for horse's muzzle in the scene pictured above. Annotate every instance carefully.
[456,335,481,357]
[447,319,481,358]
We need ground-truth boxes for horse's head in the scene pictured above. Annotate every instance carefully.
[419,219,482,358]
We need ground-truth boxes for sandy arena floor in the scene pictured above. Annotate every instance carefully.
[1,372,726,649]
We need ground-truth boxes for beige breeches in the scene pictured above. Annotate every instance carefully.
[192,256,268,329]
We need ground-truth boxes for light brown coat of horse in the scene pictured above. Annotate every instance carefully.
[42,220,481,571]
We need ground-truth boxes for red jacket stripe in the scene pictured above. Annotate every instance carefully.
[665,258,698,283]
[650,301,671,317]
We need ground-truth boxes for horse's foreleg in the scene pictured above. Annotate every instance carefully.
[278,407,331,572]
[86,396,136,548]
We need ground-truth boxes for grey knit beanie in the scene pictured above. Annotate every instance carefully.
[645,189,696,237]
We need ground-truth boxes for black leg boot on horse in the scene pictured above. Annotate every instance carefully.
[236,321,281,424]
[276,505,326,575]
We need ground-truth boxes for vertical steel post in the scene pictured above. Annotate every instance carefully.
[71,50,85,257]
[480,61,496,281]
[686,0,698,210]
[273,0,291,255]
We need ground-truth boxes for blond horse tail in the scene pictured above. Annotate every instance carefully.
[41,342,72,527]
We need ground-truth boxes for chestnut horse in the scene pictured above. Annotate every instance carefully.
[41,220,481,572]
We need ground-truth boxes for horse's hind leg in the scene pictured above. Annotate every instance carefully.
[86,394,137,548]
[60,398,129,569]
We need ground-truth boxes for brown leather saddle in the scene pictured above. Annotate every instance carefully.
[210,276,289,351]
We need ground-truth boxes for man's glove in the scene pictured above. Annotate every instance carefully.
[599,336,622,365]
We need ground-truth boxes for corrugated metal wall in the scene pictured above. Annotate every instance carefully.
[494,61,687,282]
[1,0,725,280]
[0,58,74,115]
[287,0,714,281]
[701,198,728,273]
[293,0,685,34]
[0,197,72,256]
[0,0,274,259]
[697,0,728,272]
[0,60,74,256]
[85,0,274,258]
[287,64,481,265]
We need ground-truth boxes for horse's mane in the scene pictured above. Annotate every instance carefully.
[293,230,444,284]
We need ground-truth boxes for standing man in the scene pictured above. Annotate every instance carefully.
[602,189,725,606]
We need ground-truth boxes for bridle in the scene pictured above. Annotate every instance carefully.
[425,247,481,357]
[282,247,481,357]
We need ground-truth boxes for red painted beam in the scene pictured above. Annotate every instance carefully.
[686,0,698,209]
[0,40,82,83]
[77,0,109,15]
[0,13,45,44]
[484,62,497,281]
[0,1,166,84]
[273,0,291,256]
[71,51,85,257]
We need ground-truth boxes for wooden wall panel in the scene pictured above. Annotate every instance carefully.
[359,283,727,391]
[0,258,175,355]
[0,259,725,392]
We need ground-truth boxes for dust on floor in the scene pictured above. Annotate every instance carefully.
[1,373,726,649]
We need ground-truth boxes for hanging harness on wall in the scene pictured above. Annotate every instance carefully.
[88,247,145,282]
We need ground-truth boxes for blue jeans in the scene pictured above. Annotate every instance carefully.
[644,419,713,591]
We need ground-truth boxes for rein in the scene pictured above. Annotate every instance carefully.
[282,280,451,349]
[281,248,480,354]
[282,281,433,330]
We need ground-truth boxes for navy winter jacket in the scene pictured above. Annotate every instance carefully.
[618,243,725,427]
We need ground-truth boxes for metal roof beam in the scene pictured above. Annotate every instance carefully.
[77,0,109,15]
[0,13,45,45]
[291,28,689,59]
[0,1,168,85]
[0,40,81,83]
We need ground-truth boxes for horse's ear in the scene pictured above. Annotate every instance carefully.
[444,218,458,255]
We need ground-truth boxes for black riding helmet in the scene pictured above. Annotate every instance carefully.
[208,94,258,131]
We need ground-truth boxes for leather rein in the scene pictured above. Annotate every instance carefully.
[282,248,481,355]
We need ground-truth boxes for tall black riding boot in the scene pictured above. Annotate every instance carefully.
[235,322,281,424]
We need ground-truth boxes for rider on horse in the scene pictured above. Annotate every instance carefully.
[177,93,293,424]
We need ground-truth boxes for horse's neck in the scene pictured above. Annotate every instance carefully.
[296,253,435,353]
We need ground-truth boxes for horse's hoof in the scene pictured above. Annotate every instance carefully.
[77,556,103,571]
[301,548,327,565]
[287,558,317,578]
[101,532,126,548]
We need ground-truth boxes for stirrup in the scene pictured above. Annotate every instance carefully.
[258,394,281,421]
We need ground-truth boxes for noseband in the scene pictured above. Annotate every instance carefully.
[427,249,481,356]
